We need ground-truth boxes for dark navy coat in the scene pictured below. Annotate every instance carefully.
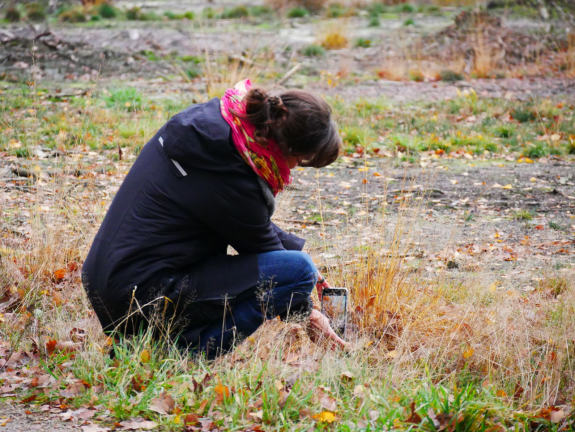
[82,98,305,336]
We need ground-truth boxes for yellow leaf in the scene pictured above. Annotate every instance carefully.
[174,415,181,424]
[140,349,151,363]
[386,350,397,359]
[33,165,42,172]
[124,102,132,108]
[489,284,497,293]
[524,158,534,163]
[496,390,507,397]
[463,348,474,359]
[530,177,537,182]
[357,167,369,172]
[215,384,231,398]
[502,184,513,190]
[372,172,381,177]
[312,411,337,423]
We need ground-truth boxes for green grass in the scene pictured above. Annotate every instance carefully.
[287,7,308,18]
[513,209,534,221]
[302,44,325,57]
[355,38,371,48]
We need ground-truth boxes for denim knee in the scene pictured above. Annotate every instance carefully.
[292,251,317,294]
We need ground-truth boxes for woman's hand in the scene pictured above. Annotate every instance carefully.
[316,273,330,302]
[307,309,348,350]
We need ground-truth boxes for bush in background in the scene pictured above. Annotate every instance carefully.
[287,6,308,18]
[266,0,327,14]
[321,30,348,50]
[302,43,325,57]
[60,9,87,23]
[25,3,47,22]
[221,5,249,19]
[99,3,117,19]
[5,7,21,22]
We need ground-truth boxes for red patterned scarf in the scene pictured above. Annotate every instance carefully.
[220,79,291,196]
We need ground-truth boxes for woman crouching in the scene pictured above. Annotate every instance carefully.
[82,80,346,358]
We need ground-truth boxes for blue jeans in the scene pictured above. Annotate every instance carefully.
[194,250,317,358]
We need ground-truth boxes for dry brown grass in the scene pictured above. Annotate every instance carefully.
[202,50,276,100]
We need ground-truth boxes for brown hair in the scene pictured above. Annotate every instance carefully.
[235,87,341,168]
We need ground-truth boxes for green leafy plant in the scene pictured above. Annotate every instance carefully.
[326,3,345,18]
[403,17,415,26]
[249,6,272,17]
[5,7,21,22]
[399,3,415,13]
[439,69,463,82]
[355,38,371,48]
[99,3,117,19]
[368,13,380,27]
[60,9,87,23]
[102,87,142,111]
[512,108,537,123]
[287,6,308,18]
[26,3,46,22]
[221,5,249,19]
[513,209,533,221]
[302,44,325,57]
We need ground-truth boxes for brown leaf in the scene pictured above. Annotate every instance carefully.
[340,371,354,382]
[353,385,366,398]
[131,375,146,392]
[278,389,290,409]
[60,382,86,398]
[405,402,422,424]
[183,413,199,425]
[119,418,158,430]
[320,394,337,411]
[81,425,111,432]
[248,410,263,422]
[20,394,37,403]
[46,340,57,356]
[197,399,209,415]
[148,392,175,415]
[53,269,66,281]
[198,418,215,431]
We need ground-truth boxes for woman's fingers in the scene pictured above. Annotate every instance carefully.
[315,273,331,300]
[307,309,349,350]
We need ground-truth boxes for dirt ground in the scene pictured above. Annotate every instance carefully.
[1,3,575,429]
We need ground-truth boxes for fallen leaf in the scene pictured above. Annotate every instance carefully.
[81,425,111,432]
[148,392,175,415]
[214,384,231,403]
[340,371,354,382]
[119,419,158,430]
[320,394,337,411]
[248,410,263,422]
[183,414,199,425]
[502,184,513,190]
[312,411,337,423]
[463,348,474,359]
[53,269,66,281]
[353,385,366,398]
[46,340,57,356]
[405,402,422,424]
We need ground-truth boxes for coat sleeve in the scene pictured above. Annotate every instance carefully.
[271,223,306,251]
